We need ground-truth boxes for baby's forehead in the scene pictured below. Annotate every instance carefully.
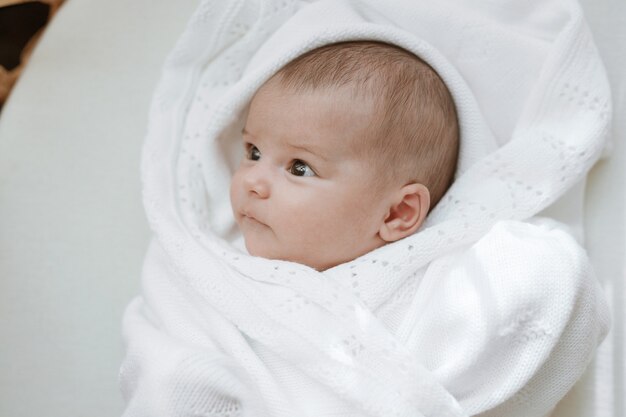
[249,79,381,152]
[256,73,378,115]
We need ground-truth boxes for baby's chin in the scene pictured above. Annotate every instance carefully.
[244,238,351,272]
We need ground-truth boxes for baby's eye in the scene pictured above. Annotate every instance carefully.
[289,160,316,177]
[246,144,261,161]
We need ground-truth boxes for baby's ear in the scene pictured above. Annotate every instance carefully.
[379,183,430,242]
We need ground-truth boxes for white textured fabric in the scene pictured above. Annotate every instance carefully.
[119,1,612,416]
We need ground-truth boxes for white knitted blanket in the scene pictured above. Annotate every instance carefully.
[119,1,612,416]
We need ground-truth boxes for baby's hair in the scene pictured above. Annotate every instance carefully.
[274,41,459,208]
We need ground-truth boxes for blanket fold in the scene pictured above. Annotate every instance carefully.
[120,0,612,416]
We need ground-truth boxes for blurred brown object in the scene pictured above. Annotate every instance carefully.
[0,0,65,109]
[0,0,62,7]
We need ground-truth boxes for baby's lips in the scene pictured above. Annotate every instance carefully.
[241,209,267,226]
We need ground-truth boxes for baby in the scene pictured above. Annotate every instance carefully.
[230,41,459,270]
[121,5,611,415]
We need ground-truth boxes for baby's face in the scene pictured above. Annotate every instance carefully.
[229,79,391,270]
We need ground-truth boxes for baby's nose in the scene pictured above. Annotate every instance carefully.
[243,167,271,199]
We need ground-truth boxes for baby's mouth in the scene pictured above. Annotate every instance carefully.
[241,211,268,227]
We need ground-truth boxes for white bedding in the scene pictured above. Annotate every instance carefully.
[0,0,623,416]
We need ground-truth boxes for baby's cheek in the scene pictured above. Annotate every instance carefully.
[279,204,324,246]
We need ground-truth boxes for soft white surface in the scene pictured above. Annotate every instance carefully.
[0,0,623,416]
[553,1,626,416]
[0,0,197,416]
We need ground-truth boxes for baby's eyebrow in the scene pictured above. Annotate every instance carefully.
[242,128,329,161]
[287,141,332,163]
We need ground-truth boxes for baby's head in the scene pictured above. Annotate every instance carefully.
[230,41,459,270]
